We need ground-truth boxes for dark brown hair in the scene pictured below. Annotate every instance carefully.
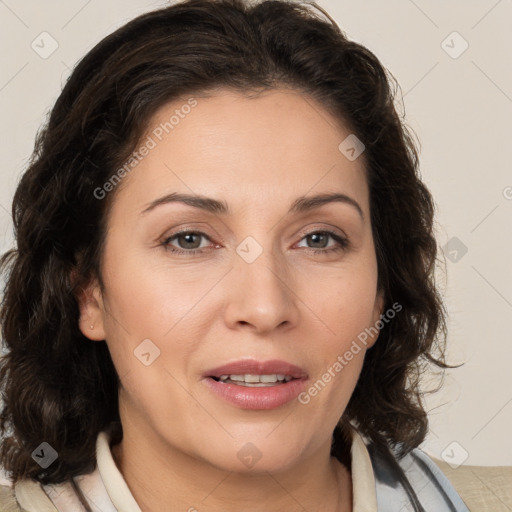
[0,0,448,494]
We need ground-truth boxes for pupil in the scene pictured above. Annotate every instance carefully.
[180,233,199,249]
[309,233,327,248]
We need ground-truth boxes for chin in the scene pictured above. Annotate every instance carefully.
[197,437,309,475]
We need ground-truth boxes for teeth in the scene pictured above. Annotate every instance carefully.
[217,374,293,385]
[227,375,244,382]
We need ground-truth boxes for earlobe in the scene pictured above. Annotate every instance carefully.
[76,279,106,341]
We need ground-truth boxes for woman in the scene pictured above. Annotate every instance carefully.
[0,0,470,510]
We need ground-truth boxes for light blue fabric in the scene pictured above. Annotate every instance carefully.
[369,445,470,511]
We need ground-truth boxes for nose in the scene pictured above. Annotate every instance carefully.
[223,247,300,335]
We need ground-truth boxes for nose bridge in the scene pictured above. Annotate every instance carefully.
[224,235,298,332]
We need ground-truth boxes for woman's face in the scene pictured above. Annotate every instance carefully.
[80,88,383,472]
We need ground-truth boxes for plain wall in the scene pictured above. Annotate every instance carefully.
[0,0,511,466]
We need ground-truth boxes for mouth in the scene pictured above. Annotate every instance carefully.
[210,373,295,387]
[202,359,308,410]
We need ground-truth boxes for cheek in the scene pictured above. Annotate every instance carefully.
[99,255,223,409]
[300,274,378,401]
[310,274,379,345]
[101,244,223,340]
[297,348,364,434]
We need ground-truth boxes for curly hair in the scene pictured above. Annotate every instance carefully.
[0,0,449,490]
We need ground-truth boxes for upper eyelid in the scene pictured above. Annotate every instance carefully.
[296,225,348,240]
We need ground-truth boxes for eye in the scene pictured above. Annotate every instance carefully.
[162,231,214,255]
[296,230,349,255]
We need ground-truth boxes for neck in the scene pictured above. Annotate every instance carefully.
[110,419,352,512]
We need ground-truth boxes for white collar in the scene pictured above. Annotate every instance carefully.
[15,427,378,512]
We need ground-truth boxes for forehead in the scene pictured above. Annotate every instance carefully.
[109,88,369,218]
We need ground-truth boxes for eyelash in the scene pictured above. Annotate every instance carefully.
[161,229,349,256]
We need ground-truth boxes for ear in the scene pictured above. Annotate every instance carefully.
[366,289,385,349]
[74,272,107,341]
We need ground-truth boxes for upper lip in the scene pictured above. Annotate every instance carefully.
[204,359,308,379]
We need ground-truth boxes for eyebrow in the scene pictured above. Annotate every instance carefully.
[141,191,364,220]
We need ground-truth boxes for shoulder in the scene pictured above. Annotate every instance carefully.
[0,465,117,512]
[398,448,471,510]
[368,442,512,512]
[0,473,58,512]
[367,443,471,511]
[0,482,29,512]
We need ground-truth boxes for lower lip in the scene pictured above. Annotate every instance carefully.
[203,377,308,410]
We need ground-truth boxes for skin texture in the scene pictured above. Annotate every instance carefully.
[78,88,384,512]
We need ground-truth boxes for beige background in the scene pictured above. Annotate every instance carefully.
[0,0,511,467]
